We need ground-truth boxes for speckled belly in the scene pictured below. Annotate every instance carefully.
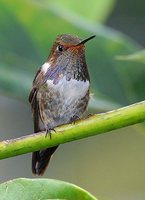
[37,77,90,129]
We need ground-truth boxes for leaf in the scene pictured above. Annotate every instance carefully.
[42,0,116,23]
[0,62,31,99]
[0,178,97,200]
[116,50,145,63]
[0,0,145,110]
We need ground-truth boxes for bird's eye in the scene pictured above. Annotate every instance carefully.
[57,45,64,52]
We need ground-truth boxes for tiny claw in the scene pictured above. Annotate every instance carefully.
[45,127,56,139]
[70,115,80,125]
[87,113,94,118]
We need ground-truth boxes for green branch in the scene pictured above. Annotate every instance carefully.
[0,100,145,160]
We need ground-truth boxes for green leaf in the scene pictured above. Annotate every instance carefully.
[0,0,145,110]
[0,178,97,200]
[116,50,145,63]
[42,0,116,23]
[0,62,31,99]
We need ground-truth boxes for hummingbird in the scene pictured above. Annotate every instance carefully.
[29,34,96,175]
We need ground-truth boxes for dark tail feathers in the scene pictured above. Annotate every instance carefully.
[32,146,58,175]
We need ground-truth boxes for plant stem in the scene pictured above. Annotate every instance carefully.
[0,100,145,160]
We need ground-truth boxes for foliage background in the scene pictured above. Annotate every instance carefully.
[0,0,145,199]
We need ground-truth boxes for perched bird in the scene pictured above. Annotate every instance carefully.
[29,34,95,175]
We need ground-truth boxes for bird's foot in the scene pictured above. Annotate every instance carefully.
[70,115,80,125]
[45,127,56,139]
[86,113,94,118]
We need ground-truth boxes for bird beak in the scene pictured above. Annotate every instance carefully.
[76,35,96,46]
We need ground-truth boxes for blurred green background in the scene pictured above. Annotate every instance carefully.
[0,0,145,199]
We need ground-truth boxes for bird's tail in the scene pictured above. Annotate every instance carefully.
[32,146,58,175]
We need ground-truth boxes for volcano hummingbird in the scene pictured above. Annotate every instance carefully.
[29,34,96,175]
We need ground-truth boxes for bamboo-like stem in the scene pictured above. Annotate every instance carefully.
[0,100,145,160]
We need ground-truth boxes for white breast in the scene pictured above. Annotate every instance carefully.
[42,62,90,104]
[46,77,89,105]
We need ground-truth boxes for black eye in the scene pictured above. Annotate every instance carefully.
[57,45,64,52]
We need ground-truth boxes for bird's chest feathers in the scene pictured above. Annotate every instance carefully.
[41,62,89,101]
[46,77,89,102]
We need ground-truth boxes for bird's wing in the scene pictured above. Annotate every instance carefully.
[29,67,59,175]
[28,68,45,132]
